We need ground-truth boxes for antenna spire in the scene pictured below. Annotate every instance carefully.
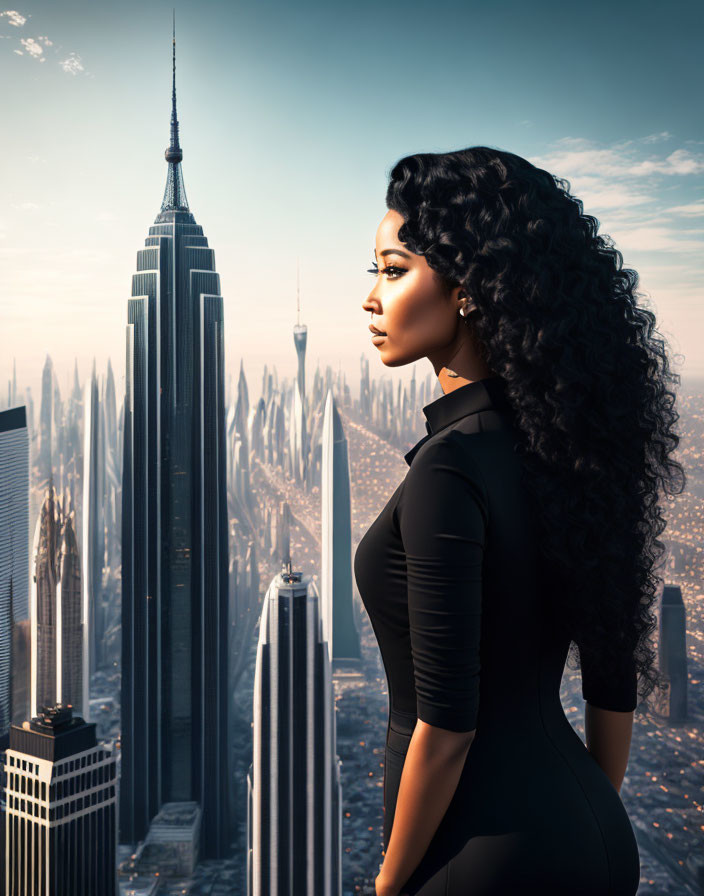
[159,8,190,215]
[165,9,182,164]
[296,257,300,326]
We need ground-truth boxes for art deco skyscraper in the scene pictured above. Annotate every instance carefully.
[120,22,230,858]
[30,488,86,719]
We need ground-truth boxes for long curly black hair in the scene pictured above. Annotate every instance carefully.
[386,146,686,710]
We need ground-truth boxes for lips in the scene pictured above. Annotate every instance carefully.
[369,324,387,336]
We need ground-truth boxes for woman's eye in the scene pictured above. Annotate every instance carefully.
[366,263,405,279]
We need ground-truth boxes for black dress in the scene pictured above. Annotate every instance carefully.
[353,375,640,896]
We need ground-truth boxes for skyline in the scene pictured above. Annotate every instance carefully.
[1,0,703,408]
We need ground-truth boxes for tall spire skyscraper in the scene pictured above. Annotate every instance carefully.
[120,17,231,858]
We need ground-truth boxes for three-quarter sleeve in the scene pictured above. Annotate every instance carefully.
[579,645,638,712]
[398,436,488,733]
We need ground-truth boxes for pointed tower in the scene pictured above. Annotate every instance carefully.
[120,15,231,858]
[320,390,361,666]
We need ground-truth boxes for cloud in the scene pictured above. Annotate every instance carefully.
[555,174,652,211]
[530,135,704,263]
[2,10,87,75]
[20,36,43,58]
[629,149,704,177]
[665,200,704,218]
[533,138,704,180]
[0,10,28,26]
[59,52,84,75]
[609,226,704,254]
[642,131,673,144]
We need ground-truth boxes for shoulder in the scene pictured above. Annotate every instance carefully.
[400,430,489,522]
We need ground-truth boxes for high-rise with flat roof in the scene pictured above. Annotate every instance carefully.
[4,704,117,895]
[0,407,30,738]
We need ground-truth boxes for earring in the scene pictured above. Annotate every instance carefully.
[446,295,475,378]
[459,295,477,318]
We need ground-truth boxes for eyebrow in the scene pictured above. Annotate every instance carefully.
[374,248,412,259]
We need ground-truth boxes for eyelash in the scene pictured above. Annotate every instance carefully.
[366,261,405,279]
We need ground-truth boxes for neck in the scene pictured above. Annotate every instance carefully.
[430,332,496,395]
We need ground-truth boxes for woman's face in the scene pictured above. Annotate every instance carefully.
[362,209,461,368]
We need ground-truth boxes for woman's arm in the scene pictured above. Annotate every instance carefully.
[376,720,475,896]
[584,703,634,793]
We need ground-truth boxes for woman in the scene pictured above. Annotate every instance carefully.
[353,146,685,896]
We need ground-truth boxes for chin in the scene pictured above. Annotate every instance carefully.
[378,353,411,368]
[378,346,425,368]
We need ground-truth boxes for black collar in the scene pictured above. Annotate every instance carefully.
[404,375,511,466]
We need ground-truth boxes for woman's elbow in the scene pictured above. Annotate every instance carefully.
[415,717,476,759]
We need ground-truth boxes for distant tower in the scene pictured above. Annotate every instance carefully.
[293,258,308,408]
[56,511,83,712]
[4,704,117,895]
[659,584,688,721]
[0,407,30,736]
[31,486,60,716]
[248,560,342,896]
[289,378,308,485]
[120,14,230,857]
[38,355,53,486]
[30,489,86,719]
[82,363,105,681]
[320,390,361,666]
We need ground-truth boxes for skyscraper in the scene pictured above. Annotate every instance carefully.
[30,488,86,719]
[82,363,105,681]
[38,357,53,488]
[320,390,361,666]
[293,258,307,409]
[248,561,342,896]
[659,584,688,721]
[120,20,230,858]
[4,704,117,895]
[0,407,30,737]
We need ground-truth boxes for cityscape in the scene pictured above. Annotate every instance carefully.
[1,9,703,896]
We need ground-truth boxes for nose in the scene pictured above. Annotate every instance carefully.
[362,294,380,318]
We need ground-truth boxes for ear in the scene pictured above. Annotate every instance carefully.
[448,283,464,308]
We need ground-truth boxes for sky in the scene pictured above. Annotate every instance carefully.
[1,0,703,410]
